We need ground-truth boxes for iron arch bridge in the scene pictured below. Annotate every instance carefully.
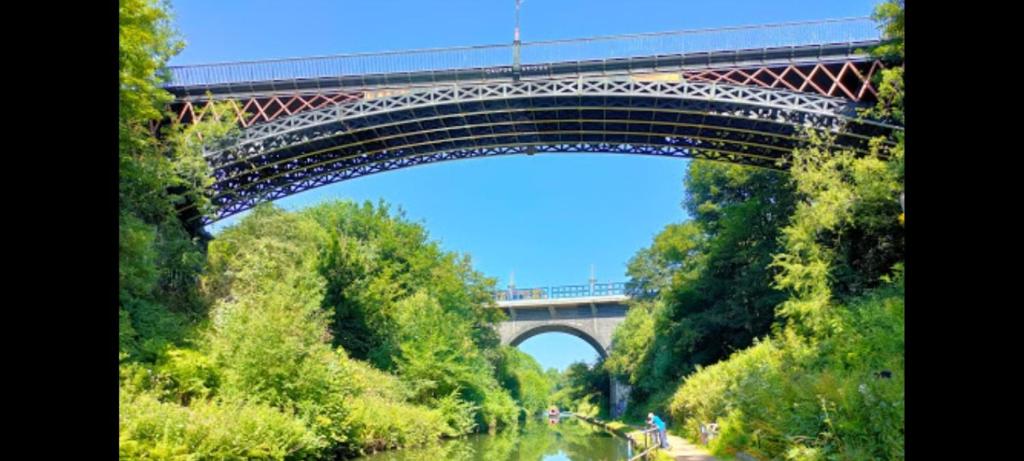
[165,17,903,225]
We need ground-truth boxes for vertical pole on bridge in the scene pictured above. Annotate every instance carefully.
[513,0,522,81]
[590,265,598,335]
[589,264,596,296]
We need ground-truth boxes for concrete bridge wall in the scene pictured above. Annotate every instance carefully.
[494,299,631,417]
[496,302,628,353]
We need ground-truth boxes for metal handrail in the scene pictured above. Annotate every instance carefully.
[628,427,662,461]
[493,281,660,301]
[165,17,879,87]
[494,282,632,301]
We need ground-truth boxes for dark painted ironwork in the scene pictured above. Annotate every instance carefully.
[171,58,886,127]
[181,76,898,223]
[163,18,903,226]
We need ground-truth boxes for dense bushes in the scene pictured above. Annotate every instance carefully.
[120,348,456,459]
[643,127,904,459]
[119,386,319,460]
[670,277,904,460]
[386,290,518,432]
[346,396,449,452]
[121,196,534,458]
[197,201,523,447]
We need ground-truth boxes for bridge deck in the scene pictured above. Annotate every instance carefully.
[165,18,882,96]
[167,40,880,100]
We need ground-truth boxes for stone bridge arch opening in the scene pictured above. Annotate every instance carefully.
[509,324,608,360]
[510,325,631,418]
[495,290,634,417]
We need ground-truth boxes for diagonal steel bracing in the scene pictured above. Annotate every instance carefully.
[171,59,886,127]
[164,17,903,226]
[184,76,900,224]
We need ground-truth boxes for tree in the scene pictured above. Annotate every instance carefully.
[308,200,501,369]
[661,5,906,457]
[609,161,796,413]
[119,0,236,361]
[494,346,554,419]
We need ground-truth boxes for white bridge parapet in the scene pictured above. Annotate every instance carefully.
[495,294,630,309]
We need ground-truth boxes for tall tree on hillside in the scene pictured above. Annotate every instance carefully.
[119,0,234,361]
[608,162,796,412]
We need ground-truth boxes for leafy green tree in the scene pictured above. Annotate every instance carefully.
[119,0,237,362]
[203,201,524,437]
[302,200,520,431]
[493,346,554,419]
[308,201,501,369]
[546,360,612,418]
[608,162,795,414]
[604,300,657,389]
[669,163,795,361]
[625,222,703,298]
[871,0,904,60]
[200,203,497,455]
[391,291,514,431]
[772,131,902,337]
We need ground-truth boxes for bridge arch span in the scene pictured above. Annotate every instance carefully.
[188,77,898,224]
[508,324,609,359]
[495,296,631,358]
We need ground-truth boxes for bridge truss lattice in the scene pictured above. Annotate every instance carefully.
[188,76,898,223]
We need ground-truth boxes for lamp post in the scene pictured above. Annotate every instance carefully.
[589,264,596,296]
[513,0,522,81]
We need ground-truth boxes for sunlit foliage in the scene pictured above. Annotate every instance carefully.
[609,3,905,459]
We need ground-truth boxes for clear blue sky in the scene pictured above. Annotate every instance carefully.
[171,0,879,371]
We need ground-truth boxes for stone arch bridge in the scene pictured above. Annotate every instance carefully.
[493,282,641,417]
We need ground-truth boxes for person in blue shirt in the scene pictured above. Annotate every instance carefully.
[647,413,670,449]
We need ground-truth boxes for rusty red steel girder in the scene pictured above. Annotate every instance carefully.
[682,60,885,102]
[171,91,364,127]
[170,59,885,128]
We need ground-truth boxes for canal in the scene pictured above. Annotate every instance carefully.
[355,415,630,461]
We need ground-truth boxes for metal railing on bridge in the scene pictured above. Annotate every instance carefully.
[166,17,881,88]
[494,282,656,302]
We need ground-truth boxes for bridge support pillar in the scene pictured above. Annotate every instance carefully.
[610,378,631,418]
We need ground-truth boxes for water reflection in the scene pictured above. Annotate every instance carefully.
[355,416,629,461]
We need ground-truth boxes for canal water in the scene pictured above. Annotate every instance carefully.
[355,416,630,461]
